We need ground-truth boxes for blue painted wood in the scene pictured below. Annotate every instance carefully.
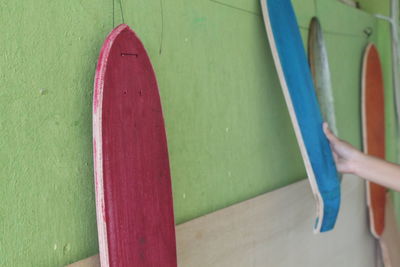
[261,0,340,232]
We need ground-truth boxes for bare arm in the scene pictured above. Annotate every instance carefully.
[323,123,400,192]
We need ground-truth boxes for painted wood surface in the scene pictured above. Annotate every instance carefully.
[93,24,177,266]
[260,0,340,232]
[362,43,387,238]
[308,17,338,136]
[67,175,376,267]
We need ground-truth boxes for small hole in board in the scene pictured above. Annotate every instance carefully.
[121,53,138,57]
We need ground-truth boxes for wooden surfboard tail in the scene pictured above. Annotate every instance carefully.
[361,43,387,238]
[308,17,342,184]
[308,17,338,136]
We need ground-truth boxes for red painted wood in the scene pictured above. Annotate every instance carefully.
[362,44,386,238]
[93,24,177,266]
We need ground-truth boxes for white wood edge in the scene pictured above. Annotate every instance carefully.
[92,24,129,267]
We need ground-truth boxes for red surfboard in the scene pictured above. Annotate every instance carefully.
[93,24,177,266]
[362,43,387,238]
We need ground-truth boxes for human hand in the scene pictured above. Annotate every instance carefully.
[323,122,363,174]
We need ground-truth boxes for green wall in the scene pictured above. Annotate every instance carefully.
[0,0,396,266]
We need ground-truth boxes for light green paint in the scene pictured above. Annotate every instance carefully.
[0,0,397,266]
[358,0,391,16]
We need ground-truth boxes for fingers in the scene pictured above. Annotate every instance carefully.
[323,122,339,143]
[332,150,339,163]
[336,159,353,174]
[323,122,342,158]
[322,122,332,137]
[323,122,339,162]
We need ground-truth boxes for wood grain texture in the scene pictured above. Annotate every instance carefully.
[93,24,177,266]
[362,43,387,238]
[68,175,376,267]
[176,175,373,267]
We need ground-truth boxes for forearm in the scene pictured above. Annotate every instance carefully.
[352,153,400,191]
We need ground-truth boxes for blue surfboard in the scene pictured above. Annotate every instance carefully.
[260,0,340,232]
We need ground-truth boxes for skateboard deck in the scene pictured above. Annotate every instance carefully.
[362,43,387,238]
[261,0,341,233]
[308,17,338,136]
[93,24,177,266]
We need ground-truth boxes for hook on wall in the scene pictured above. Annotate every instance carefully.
[363,27,373,38]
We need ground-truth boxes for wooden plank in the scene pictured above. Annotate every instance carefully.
[66,256,99,267]
[381,193,400,267]
[260,0,340,232]
[362,43,387,238]
[176,175,374,266]
[67,175,376,267]
[93,24,176,266]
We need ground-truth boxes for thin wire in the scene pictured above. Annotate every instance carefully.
[119,0,125,24]
[112,0,115,28]
[159,0,164,54]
